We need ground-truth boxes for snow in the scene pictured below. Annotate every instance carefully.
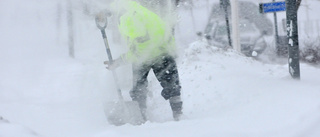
[1,0,320,137]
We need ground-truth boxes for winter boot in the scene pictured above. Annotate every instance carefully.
[169,96,183,121]
[134,98,147,121]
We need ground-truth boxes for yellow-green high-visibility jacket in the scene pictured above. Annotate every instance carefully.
[118,1,176,63]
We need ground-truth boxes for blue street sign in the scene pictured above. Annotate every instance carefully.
[259,1,286,13]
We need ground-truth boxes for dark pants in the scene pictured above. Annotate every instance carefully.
[130,55,181,108]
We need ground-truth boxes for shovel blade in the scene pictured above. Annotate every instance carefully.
[104,101,145,126]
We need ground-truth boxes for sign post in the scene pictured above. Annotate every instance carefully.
[272,0,280,55]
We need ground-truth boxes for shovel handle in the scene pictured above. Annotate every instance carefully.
[100,29,114,63]
[95,14,124,101]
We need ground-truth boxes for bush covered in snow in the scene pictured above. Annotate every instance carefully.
[300,37,320,64]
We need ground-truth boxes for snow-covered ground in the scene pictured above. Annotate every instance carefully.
[1,0,320,137]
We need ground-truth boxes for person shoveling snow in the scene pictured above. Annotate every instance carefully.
[101,0,183,124]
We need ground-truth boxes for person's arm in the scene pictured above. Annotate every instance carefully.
[103,57,125,70]
[135,32,150,43]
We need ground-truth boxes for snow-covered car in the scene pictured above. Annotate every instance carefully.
[207,19,268,57]
[202,1,273,57]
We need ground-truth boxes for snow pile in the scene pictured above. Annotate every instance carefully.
[90,40,320,137]
[1,34,320,137]
[177,40,320,136]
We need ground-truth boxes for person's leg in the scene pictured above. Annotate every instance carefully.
[130,63,151,120]
[152,55,183,120]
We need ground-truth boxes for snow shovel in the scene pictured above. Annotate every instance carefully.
[95,13,144,126]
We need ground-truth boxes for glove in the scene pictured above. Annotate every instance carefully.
[103,57,124,70]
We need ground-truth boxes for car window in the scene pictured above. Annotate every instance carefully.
[215,25,227,36]
[214,20,257,36]
[239,22,256,32]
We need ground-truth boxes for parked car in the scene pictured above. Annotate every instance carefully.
[206,19,267,56]
[202,1,273,57]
